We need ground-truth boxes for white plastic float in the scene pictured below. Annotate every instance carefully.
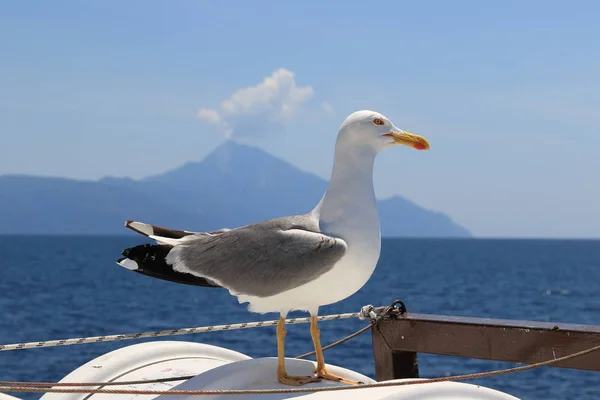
[27,341,521,399]
[0,394,22,400]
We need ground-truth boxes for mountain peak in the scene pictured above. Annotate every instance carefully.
[214,139,256,152]
[202,140,278,167]
[145,140,302,185]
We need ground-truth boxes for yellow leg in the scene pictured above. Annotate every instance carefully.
[277,316,321,386]
[310,316,363,385]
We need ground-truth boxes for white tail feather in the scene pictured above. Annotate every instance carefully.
[126,221,154,236]
[117,258,139,271]
[149,235,197,246]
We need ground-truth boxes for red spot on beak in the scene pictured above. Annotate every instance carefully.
[413,143,427,150]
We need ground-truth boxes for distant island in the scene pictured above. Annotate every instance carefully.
[0,141,471,237]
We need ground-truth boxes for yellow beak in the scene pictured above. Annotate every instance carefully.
[385,131,430,150]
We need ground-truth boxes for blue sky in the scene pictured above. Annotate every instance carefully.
[1,1,599,238]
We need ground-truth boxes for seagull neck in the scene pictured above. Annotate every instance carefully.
[315,143,378,232]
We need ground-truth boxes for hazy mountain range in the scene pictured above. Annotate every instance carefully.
[0,141,471,237]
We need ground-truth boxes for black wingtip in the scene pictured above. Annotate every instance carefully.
[116,244,222,288]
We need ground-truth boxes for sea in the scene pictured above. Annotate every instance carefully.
[0,236,599,400]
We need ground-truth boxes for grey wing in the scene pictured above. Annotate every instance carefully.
[167,216,347,297]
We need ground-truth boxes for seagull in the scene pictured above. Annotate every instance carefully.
[116,110,430,385]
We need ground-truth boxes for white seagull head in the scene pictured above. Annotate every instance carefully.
[337,110,430,153]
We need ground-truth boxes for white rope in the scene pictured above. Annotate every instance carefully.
[0,312,365,352]
[3,342,600,396]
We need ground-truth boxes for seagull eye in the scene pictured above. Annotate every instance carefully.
[372,118,384,126]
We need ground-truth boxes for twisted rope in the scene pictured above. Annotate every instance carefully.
[0,321,376,388]
[1,301,599,396]
[1,341,600,396]
[0,312,361,352]
[5,301,600,396]
[0,304,390,392]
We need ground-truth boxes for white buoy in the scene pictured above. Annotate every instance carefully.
[37,340,520,400]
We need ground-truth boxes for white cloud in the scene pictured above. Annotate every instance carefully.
[197,68,318,139]
[321,101,333,113]
[197,108,222,124]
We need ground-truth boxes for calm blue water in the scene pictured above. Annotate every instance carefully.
[0,236,599,399]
